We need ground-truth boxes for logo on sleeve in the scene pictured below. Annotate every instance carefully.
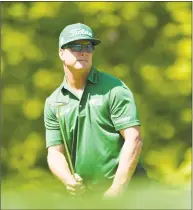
[113,116,132,124]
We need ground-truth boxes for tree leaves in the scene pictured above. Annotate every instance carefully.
[2,2,191,187]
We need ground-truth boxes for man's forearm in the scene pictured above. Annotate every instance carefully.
[112,136,142,189]
[47,149,74,185]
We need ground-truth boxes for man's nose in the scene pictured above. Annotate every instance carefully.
[81,48,87,53]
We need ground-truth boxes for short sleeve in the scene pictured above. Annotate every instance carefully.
[44,99,63,148]
[109,85,140,131]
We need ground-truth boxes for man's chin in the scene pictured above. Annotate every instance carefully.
[74,64,91,70]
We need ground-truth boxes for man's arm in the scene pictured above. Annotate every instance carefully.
[104,126,142,197]
[47,144,75,185]
[47,144,85,195]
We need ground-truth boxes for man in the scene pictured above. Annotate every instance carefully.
[44,23,146,199]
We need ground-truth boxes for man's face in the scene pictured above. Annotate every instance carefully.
[59,40,93,71]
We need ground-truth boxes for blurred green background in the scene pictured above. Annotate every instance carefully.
[1,2,192,209]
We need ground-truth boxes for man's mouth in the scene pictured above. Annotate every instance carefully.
[78,59,87,62]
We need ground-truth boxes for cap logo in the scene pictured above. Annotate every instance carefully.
[69,28,92,38]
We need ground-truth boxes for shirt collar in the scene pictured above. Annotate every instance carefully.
[87,66,98,84]
[54,84,69,104]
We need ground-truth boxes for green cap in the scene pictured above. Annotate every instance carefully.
[59,23,101,48]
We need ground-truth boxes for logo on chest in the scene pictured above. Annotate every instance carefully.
[89,98,103,106]
[56,107,71,118]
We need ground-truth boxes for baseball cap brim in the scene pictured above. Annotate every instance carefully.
[60,37,101,48]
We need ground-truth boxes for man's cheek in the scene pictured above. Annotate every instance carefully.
[68,55,77,65]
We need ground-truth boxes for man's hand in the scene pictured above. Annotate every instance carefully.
[65,173,86,196]
[103,185,125,199]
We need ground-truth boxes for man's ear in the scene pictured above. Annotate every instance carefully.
[59,49,65,61]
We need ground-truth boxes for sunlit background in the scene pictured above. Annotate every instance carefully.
[1,2,192,209]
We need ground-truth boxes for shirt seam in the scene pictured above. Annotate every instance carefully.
[46,140,64,148]
[114,121,141,131]
[46,99,57,119]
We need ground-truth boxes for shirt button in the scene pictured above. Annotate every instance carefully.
[79,105,82,108]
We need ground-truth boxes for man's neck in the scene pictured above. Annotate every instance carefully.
[64,66,91,90]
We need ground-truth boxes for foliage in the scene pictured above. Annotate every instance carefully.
[1,175,191,209]
[2,2,192,188]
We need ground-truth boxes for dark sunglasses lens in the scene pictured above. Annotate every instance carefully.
[86,45,94,53]
[71,45,82,52]
[69,44,94,53]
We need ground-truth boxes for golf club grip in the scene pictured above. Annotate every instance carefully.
[57,105,75,178]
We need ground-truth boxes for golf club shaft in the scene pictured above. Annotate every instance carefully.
[57,105,75,178]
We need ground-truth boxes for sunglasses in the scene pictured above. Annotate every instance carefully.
[62,44,95,53]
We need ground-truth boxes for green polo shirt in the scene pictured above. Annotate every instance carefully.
[44,67,141,184]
